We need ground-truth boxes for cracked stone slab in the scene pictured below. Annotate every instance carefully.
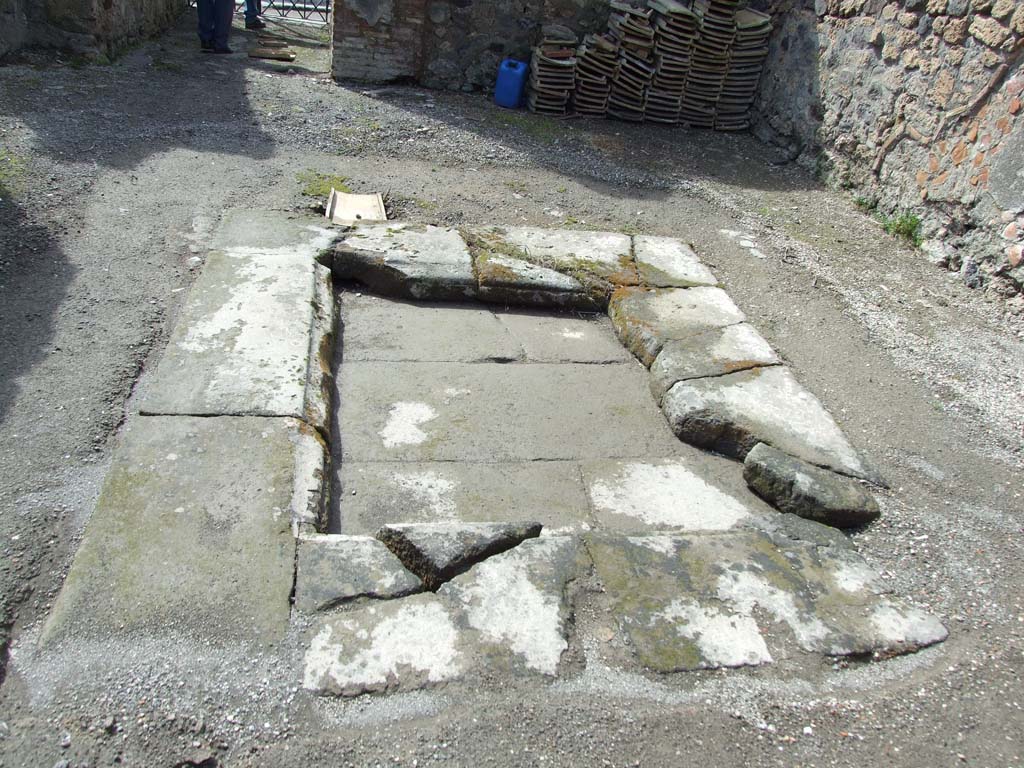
[338,361,683,462]
[634,236,718,288]
[337,461,592,535]
[661,366,883,484]
[338,293,523,363]
[303,593,464,696]
[41,416,323,647]
[439,536,583,676]
[743,443,881,529]
[377,521,543,589]
[303,536,583,696]
[496,311,632,364]
[649,323,781,404]
[475,252,600,309]
[333,223,477,301]
[468,226,637,290]
[139,220,337,429]
[294,535,422,613]
[608,287,746,367]
[585,532,946,672]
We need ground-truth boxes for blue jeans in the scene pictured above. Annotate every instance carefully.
[244,0,262,22]
[197,0,233,48]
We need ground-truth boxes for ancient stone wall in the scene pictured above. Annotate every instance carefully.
[0,0,30,59]
[752,0,1024,302]
[332,0,612,90]
[0,0,184,59]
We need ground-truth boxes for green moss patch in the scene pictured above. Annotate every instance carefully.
[297,169,352,197]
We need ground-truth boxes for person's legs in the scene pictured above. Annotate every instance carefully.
[213,0,234,51]
[196,0,214,44]
[244,0,265,29]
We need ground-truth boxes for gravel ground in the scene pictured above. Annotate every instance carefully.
[1,11,1022,768]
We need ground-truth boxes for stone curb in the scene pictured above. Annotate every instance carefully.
[41,211,341,656]
[329,222,882,488]
[138,211,341,433]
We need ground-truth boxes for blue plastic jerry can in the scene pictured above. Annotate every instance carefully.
[495,58,528,109]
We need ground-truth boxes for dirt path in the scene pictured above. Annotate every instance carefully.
[0,11,1021,768]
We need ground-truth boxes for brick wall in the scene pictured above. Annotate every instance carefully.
[332,0,429,83]
[331,0,611,89]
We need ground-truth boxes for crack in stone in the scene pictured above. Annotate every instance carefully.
[376,522,544,591]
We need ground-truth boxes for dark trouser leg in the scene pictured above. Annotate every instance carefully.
[244,0,258,23]
[197,0,215,43]
[214,0,233,49]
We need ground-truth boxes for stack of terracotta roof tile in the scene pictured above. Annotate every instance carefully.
[646,0,700,124]
[528,25,578,116]
[677,0,732,127]
[528,0,772,131]
[715,8,772,130]
[607,1,655,122]
[573,33,619,116]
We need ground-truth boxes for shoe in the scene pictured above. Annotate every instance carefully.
[200,39,214,52]
[212,46,233,54]
[245,18,266,30]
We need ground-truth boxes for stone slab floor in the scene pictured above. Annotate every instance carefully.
[333,292,738,535]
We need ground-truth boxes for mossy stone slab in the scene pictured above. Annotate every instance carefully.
[468,225,637,290]
[41,415,323,648]
[585,531,946,672]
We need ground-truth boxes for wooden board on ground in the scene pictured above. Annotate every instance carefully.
[249,47,296,62]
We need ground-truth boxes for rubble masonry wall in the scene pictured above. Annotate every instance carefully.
[753,0,1024,301]
[1,0,184,59]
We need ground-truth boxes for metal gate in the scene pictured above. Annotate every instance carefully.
[250,0,329,24]
[187,0,330,25]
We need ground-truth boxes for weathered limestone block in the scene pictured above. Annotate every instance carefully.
[139,211,338,432]
[582,457,767,533]
[648,323,781,404]
[338,461,593,534]
[333,223,477,301]
[586,532,946,672]
[41,416,324,647]
[633,236,718,288]
[294,535,422,613]
[303,536,583,695]
[608,286,746,367]
[661,366,883,484]
[438,536,583,676]
[743,442,881,528]
[303,593,463,696]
